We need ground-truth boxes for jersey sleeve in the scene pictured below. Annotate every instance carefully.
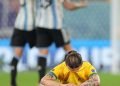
[51,63,64,80]
[86,63,97,77]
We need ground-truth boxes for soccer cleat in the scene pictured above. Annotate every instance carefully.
[11,84,17,86]
[11,78,17,86]
[11,82,17,86]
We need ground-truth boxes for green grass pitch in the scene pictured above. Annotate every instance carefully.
[0,71,120,86]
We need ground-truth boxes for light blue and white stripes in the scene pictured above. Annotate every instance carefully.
[35,0,63,29]
[15,0,35,31]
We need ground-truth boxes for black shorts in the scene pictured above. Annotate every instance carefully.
[36,27,70,48]
[10,29,36,48]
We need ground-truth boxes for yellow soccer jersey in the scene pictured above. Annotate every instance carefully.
[51,61,97,85]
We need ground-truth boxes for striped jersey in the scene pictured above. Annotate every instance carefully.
[15,0,35,31]
[35,0,64,29]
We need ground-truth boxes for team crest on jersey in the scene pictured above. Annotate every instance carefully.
[91,69,96,73]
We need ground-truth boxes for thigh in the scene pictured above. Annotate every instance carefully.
[10,29,26,47]
[26,29,36,48]
[36,28,52,48]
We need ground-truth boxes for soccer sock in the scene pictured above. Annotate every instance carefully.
[37,56,46,82]
[10,57,19,86]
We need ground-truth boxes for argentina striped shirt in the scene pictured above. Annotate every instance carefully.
[35,0,64,29]
[15,0,35,31]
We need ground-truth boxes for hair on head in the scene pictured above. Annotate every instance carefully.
[65,50,83,69]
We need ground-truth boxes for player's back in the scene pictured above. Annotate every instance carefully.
[35,0,64,29]
[15,0,35,31]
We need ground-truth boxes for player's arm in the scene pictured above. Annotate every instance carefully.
[80,73,100,86]
[40,71,65,86]
[63,0,88,10]
[40,71,77,86]
[40,71,60,86]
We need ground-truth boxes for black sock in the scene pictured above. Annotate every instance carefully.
[10,57,19,86]
[37,57,46,82]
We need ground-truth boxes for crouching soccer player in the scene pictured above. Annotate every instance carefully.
[40,50,100,86]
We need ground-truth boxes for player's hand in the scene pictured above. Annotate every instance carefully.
[71,0,88,8]
[79,0,88,7]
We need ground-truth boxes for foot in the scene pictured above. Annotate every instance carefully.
[11,81,17,86]
[11,84,17,86]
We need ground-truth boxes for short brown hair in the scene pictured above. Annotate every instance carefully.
[65,50,83,69]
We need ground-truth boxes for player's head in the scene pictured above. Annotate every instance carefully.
[65,50,83,71]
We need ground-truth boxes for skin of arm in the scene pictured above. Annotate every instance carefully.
[63,0,88,10]
[40,72,77,86]
[80,74,100,86]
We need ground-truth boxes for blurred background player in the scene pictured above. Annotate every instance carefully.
[10,0,36,86]
[40,50,100,86]
[35,0,88,82]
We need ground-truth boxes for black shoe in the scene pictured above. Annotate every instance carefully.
[11,84,17,86]
[11,81,17,86]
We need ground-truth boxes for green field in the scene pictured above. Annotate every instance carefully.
[0,71,120,86]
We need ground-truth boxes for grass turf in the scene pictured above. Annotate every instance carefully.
[0,71,120,86]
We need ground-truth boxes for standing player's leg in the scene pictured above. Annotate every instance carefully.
[62,29,72,52]
[27,29,47,82]
[53,29,73,52]
[10,48,23,86]
[36,28,52,82]
[37,49,48,82]
[10,29,26,86]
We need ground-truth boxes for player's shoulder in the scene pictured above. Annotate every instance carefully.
[82,61,92,67]
[59,62,66,68]
[54,62,66,69]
